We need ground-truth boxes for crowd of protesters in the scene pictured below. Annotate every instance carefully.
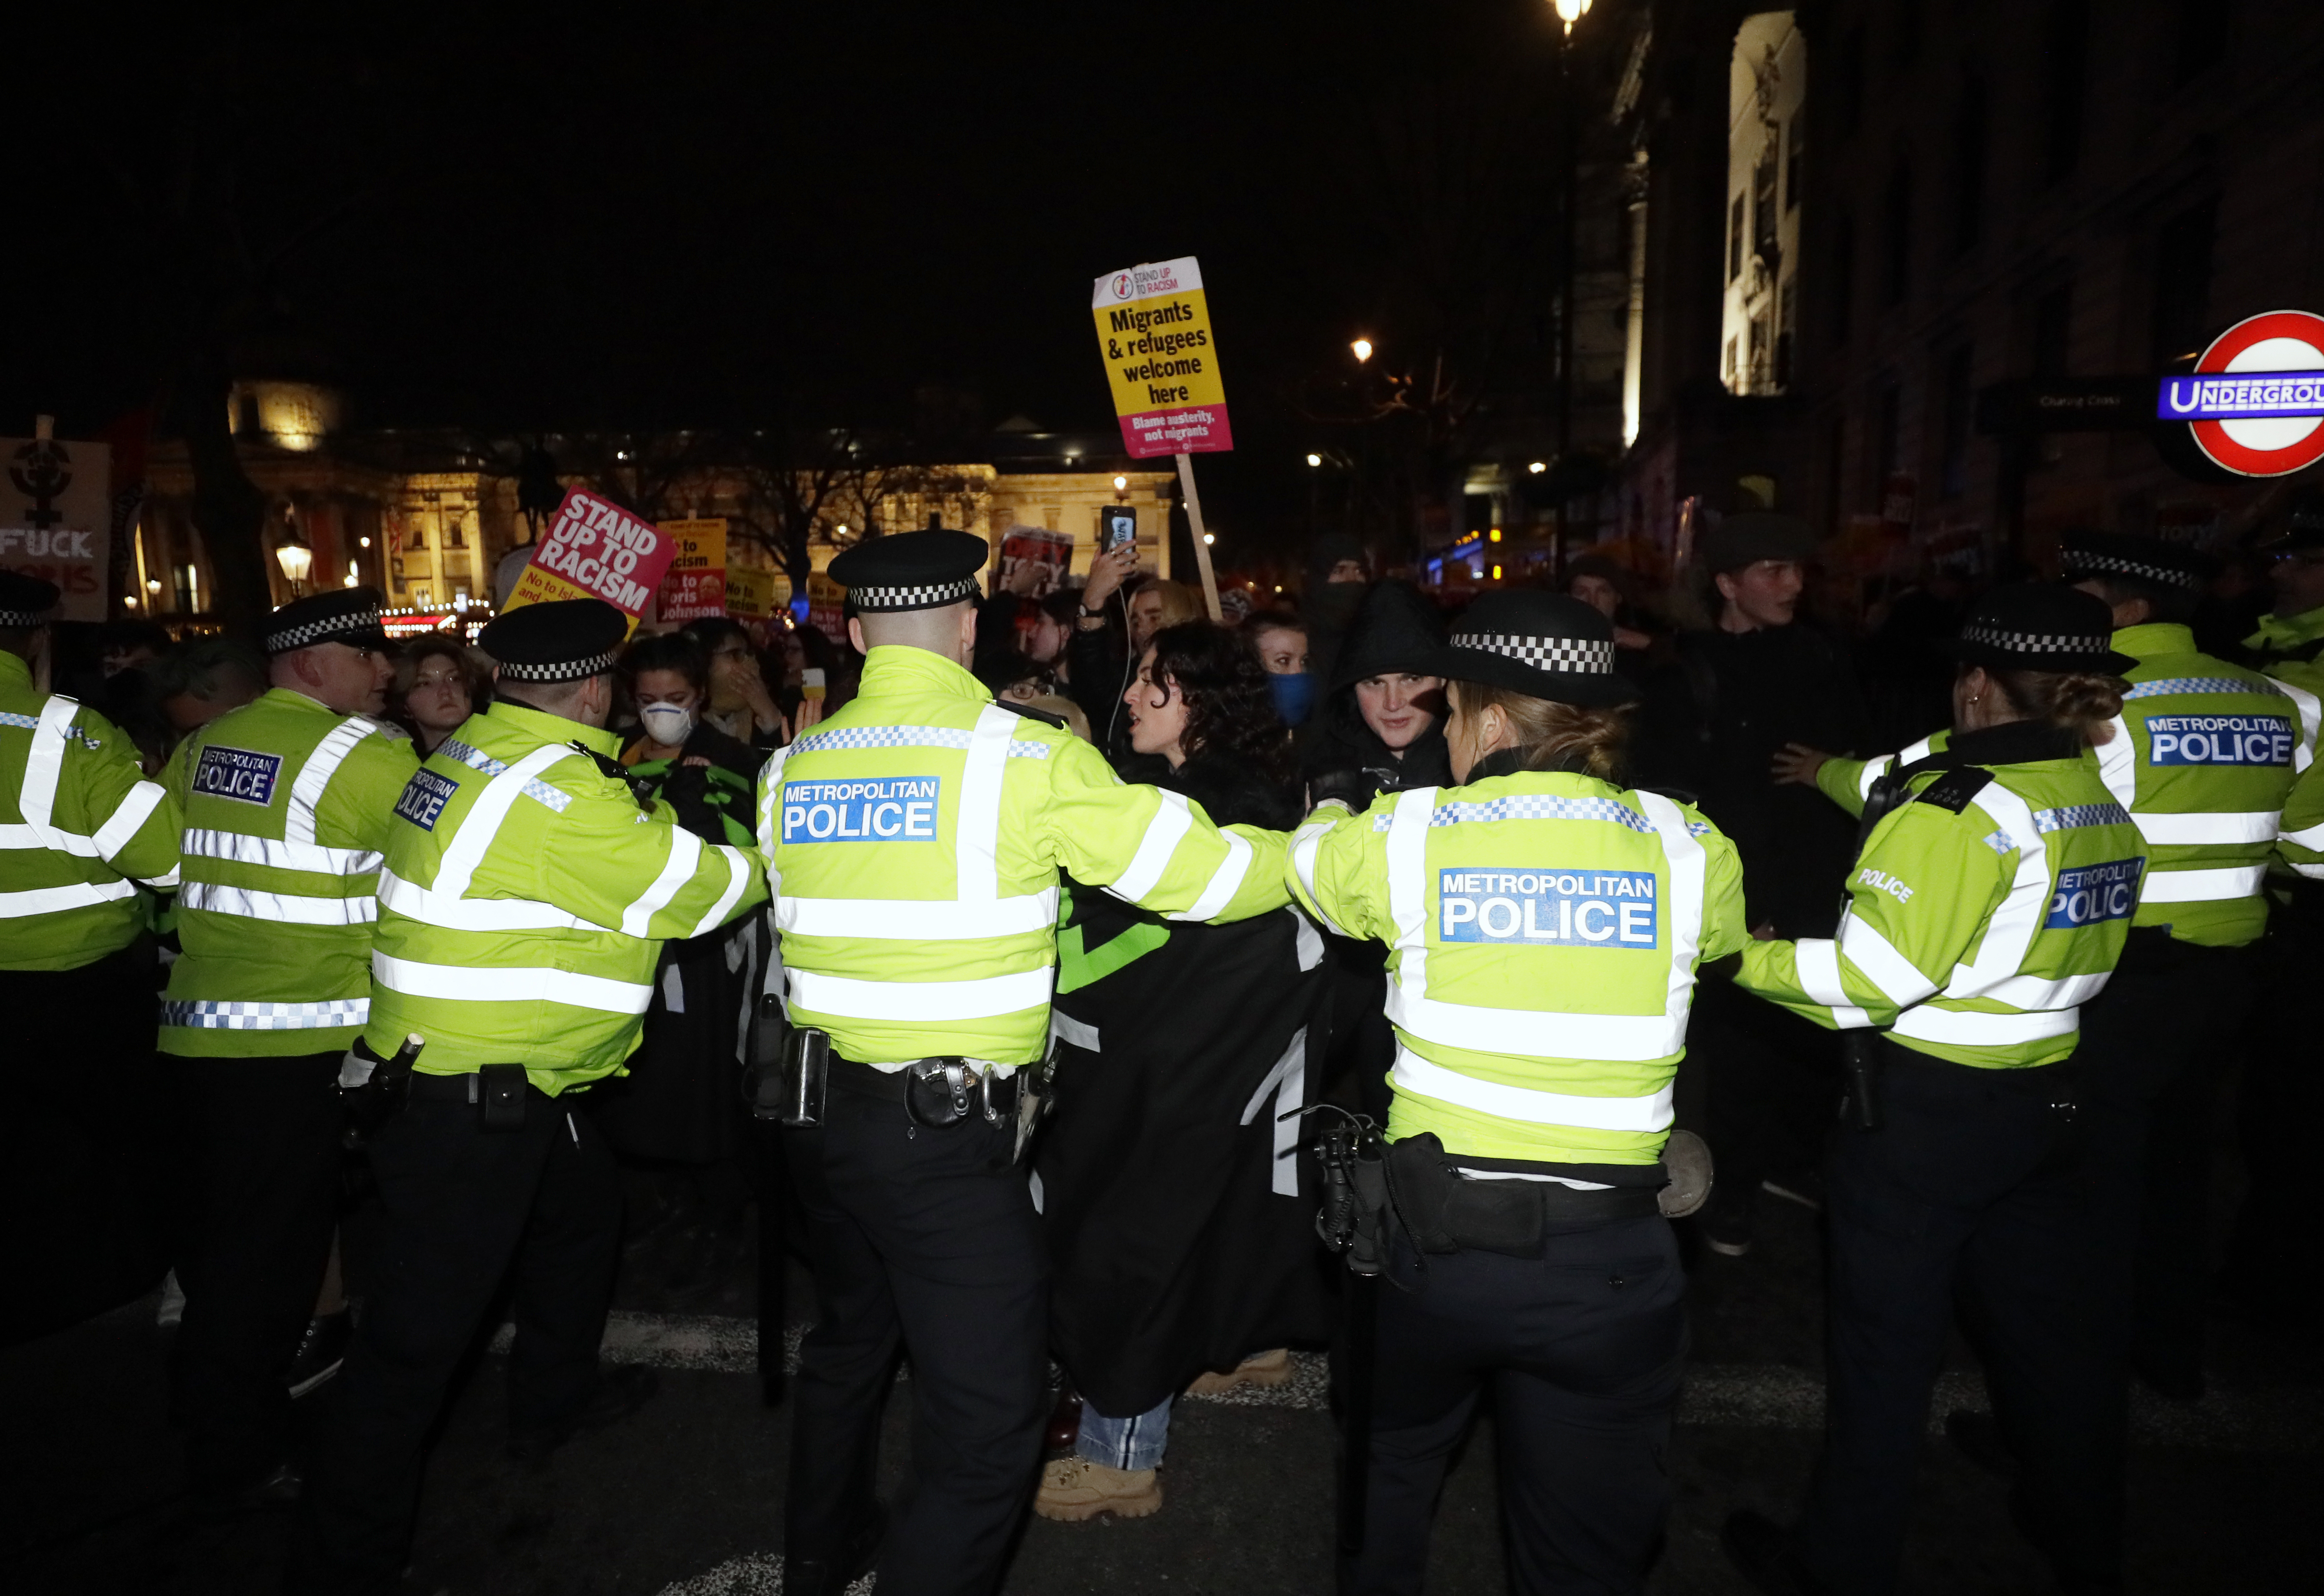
[8,486,2323,1596]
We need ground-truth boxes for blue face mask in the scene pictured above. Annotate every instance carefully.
[1268,671,1317,727]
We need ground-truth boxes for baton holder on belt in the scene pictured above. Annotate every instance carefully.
[780,1027,831,1128]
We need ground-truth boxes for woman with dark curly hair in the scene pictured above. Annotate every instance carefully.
[1120,620,1300,829]
[1034,620,1331,1522]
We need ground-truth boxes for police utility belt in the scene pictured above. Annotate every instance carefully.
[1313,1114,1662,1277]
[338,1035,551,1143]
[774,1025,1027,1131]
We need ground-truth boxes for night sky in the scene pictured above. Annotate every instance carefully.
[24,0,1574,545]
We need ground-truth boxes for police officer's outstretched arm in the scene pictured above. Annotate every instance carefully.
[1734,800,2002,1030]
[1282,797,1389,942]
[69,703,182,888]
[541,768,767,939]
[1039,734,1291,923]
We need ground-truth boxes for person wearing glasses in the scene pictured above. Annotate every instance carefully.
[684,617,791,749]
[159,588,419,1514]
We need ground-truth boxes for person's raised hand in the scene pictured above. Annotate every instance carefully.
[1770,742,1833,787]
[1081,543,1138,611]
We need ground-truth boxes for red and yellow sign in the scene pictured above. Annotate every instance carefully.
[655,518,727,622]
[503,488,677,633]
[1091,256,1233,458]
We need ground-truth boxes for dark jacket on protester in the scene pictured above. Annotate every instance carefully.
[591,719,772,1164]
[1039,743,1333,1417]
[1299,581,1453,804]
[1633,618,1869,938]
[1301,533,1370,689]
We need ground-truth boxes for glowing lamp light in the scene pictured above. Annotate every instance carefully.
[1202,533,1215,546]
[1351,338,1374,363]
[1113,475,1128,492]
[1527,460,1547,474]
[343,570,358,587]
[1492,564,1504,580]
[123,594,139,608]
[146,577,162,593]
[359,535,372,548]
[1552,0,1591,35]
[1489,528,1502,542]
[836,524,848,536]
[1306,453,1323,467]
[274,528,314,586]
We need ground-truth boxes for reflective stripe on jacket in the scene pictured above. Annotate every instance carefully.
[0,651,180,970]
[760,645,1291,1067]
[1286,769,1750,1166]
[1823,627,2309,947]
[161,688,416,1055]
[364,700,764,1092]
[1746,742,2147,1069]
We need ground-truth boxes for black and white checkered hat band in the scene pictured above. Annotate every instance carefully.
[1453,632,1616,674]
[265,607,383,652]
[1959,621,2110,658]
[498,650,618,683]
[0,606,55,628]
[848,577,980,612]
[2061,548,2204,591]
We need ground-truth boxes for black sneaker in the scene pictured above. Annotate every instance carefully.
[285,1312,352,1399]
[1721,1509,1830,1596]
[508,1363,660,1464]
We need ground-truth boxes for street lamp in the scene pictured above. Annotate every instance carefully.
[1306,453,1324,467]
[274,522,313,593]
[1528,460,1548,474]
[1551,0,1590,34]
[1350,338,1374,364]
[1202,533,1215,546]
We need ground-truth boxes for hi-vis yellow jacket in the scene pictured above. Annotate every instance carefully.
[1286,764,1749,1166]
[0,649,180,970]
[757,645,1292,1066]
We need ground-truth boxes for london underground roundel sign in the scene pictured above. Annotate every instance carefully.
[2156,310,2324,477]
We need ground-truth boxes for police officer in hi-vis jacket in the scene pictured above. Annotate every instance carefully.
[1725,584,2148,1596]
[758,529,1292,1596]
[1287,591,1750,1596]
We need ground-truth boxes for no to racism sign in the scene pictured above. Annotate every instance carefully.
[655,517,728,623]
[503,488,677,631]
[1092,257,1233,459]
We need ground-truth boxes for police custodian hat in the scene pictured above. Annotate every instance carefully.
[1949,582,2138,676]
[2057,529,2217,593]
[0,571,61,629]
[826,528,989,612]
[478,598,629,683]
[1417,590,1640,708]
[265,586,391,655]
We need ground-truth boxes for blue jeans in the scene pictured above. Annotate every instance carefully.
[1076,1393,1172,1470]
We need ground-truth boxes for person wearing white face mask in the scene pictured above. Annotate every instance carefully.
[598,630,776,1295]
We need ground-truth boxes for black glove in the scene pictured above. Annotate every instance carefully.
[1308,767,1381,813]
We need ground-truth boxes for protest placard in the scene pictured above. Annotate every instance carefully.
[1,422,112,622]
[724,565,784,621]
[656,518,728,622]
[502,488,676,631]
[1092,257,1233,460]
[996,525,1073,596]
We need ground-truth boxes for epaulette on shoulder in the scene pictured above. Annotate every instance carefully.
[991,698,1068,730]
[1631,782,1702,807]
[1912,765,1994,815]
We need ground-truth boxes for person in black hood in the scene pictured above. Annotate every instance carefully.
[1633,511,1869,1258]
[1300,581,1453,806]
[1302,531,1371,688]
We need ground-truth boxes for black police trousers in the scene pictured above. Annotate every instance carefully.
[2073,927,2256,1390]
[288,1086,622,1595]
[1797,1050,2122,1596]
[173,1050,343,1496]
[1345,1215,1686,1596]
[783,1082,1047,1596]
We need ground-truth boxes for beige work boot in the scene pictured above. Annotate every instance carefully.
[1184,1348,1291,1396]
[1033,1456,1163,1522]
